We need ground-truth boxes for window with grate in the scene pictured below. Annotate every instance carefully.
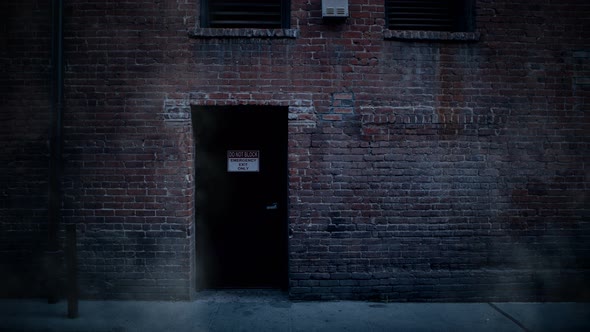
[201,0,290,29]
[385,0,474,32]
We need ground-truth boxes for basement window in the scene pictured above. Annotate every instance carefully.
[384,0,478,41]
[200,0,290,29]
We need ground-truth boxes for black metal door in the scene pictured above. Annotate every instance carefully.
[194,106,288,289]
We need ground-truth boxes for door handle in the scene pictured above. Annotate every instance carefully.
[266,202,278,210]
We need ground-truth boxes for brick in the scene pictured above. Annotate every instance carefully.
[2,0,589,302]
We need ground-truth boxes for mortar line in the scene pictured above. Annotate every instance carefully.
[488,302,531,332]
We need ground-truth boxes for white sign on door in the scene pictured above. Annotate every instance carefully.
[227,150,259,172]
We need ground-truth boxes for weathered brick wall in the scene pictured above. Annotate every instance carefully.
[2,0,589,301]
[61,0,197,300]
[0,0,53,297]
[284,0,590,301]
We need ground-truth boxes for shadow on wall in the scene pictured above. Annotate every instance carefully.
[485,226,590,301]
[0,235,63,299]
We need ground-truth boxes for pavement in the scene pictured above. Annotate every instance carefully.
[1,290,589,332]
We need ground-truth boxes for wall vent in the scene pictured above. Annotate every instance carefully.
[322,0,349,18]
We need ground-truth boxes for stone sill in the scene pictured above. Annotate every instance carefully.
[384,30,480,42]
[189,28,299,39]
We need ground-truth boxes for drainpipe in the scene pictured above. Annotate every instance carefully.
[47,0,63,304]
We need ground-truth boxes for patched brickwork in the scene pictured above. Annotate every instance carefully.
[2,0,589,301]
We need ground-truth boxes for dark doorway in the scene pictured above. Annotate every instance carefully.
[193,106,288,290]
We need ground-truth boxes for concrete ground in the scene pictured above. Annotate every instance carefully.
[1,291,589,332]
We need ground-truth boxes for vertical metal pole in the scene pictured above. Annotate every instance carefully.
[47,0,64,304]
[66,224,78,318]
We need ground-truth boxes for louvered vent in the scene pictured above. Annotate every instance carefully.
[206,0,284,29]
[385,0,460,31]
[322,0,349,18]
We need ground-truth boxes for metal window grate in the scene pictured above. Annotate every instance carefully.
[203,0,287,29]
[385,0,469,32]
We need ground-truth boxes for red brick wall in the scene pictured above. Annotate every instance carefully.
[61,0,197,299]
[2,0,589,300]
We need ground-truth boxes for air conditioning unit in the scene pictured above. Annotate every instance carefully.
[322,0,349,18]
